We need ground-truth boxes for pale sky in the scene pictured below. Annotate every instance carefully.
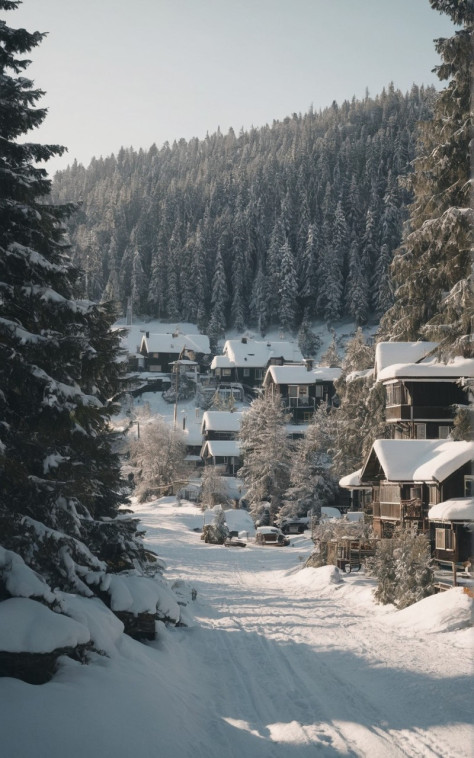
[10,0,457,175]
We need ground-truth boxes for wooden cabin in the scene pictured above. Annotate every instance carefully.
[263,363,341,423]
[341,439,474,538]
[210,338,303,388]
[139,332,210,374]
[201,411,244,442]
[428,497,474,589]
[200,440,242,476]
[375,343,473,440]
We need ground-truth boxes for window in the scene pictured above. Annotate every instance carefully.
[385,382,408,406]
[243,368,250,377]
[299,385,309,399]
[428,485,439,505]
[288,386,298,398]
[222,368,231,376]
[315,384,324,398]
[438,425,450,439]
[435,528,455,551]
[409,485,422,501]
[255,369,264,380]
[415,423,426,439]
[465,476,474,497]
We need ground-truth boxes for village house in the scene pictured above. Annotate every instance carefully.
[200,411,244,441]
[375,342,473,440]
[340,439,474,539]
[210,337,303,388]
[428,497,474,588]
[200,439,242,477]
[263,362,342,423]
[139,331,211,374]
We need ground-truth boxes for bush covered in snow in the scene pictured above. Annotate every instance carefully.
[366,528,435,609]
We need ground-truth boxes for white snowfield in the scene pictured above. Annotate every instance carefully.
[0,498,473,758]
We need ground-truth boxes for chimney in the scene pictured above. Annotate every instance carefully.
[241,337,247,344]
[304,358,314,371]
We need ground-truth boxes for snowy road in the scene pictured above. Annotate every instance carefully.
[1,498,472,758]
[140,500,473,758]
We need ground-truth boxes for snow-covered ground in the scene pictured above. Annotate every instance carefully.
[1,497,472,758]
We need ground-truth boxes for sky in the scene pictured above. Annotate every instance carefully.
[10,0,458,176]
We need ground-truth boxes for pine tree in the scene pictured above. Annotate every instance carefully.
[238,394,292,523]
[0,2,151,611]
[207,244,228,350]
[278,239,298,332]
[380,2,473,356]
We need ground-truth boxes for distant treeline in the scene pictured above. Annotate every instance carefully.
[52,83,436,337]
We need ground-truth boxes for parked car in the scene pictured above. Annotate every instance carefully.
[255,526,290,546]
[280,520,306,535]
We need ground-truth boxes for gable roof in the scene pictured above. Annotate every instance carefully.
[219,338,303,368]
[201,440,241,458]
[141,333,210,355]
[265,364,342,385]
[201,411,244,434]
[428,497,474,522]
[362,439,474,484]
[374,342,438,377]
[377,355,474,383]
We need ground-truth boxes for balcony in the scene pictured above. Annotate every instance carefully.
[385,405,454,422]
[372,502,401,520]
[285,397,316,409]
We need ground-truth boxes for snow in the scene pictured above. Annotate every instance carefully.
[381,587,474,634]
[212,337,303,369]
[428,497,474,522]
[201,410,244,433]
[377,355,474,383]
[0,497,473,757]
[370,439,474,483]
[265,364,342,385]
[0,598,90,653]
[141,332,210,356]
[202,439,241,458]
[339,468,363,488]
[374,341,438,376]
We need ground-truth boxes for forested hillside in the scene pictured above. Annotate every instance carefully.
[52,84,436,336]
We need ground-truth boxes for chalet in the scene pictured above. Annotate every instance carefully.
[263,363,341,423]
[210,338,303,388]
[375,342,473,440]
[340,439,474,538]
[201,411,244,441]
[200,440,242,476]
[428,498,474,587]
[139,332,211,374]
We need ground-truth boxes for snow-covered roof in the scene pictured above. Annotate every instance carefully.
[374,342,438,377]
[428,497,474,522]
[366,439,474,483]
[220,338,303,368]
[265,365,342,385]
[377,356,474,383]
[210,354,232,370]
[201,411,244,434]
[339,468,363,488]
[201,440,241,458]
[141,333,210,355]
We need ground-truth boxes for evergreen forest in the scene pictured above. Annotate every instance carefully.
[51,84,437,337]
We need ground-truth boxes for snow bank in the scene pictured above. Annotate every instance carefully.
[108,574,180,623]
[383,588,474,634]
[286,564,343,588]
[0,598,90,653]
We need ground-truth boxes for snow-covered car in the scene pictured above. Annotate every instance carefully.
[255,526,290,546]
